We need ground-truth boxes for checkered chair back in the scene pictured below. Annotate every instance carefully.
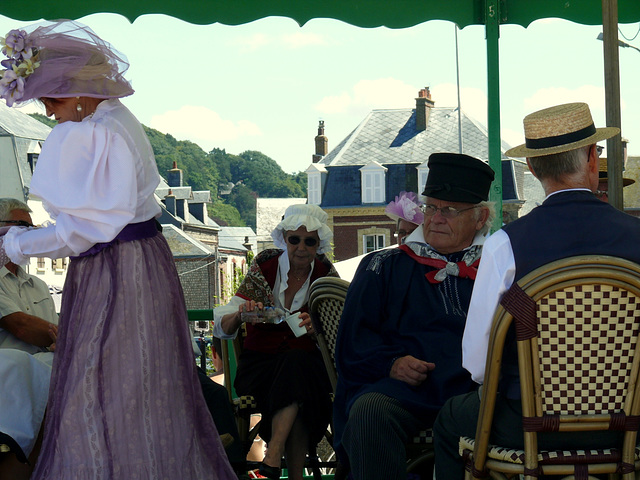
[462,255,640,480]
[534,284,640,416]
[309,277,351,393]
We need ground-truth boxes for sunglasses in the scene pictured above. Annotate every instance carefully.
[286,235,318,247]
[0,220,34,228]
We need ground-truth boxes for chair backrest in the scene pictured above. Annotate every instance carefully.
[309,277,351,393]
[471,255,640,477]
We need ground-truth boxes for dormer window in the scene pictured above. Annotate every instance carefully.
[360,161,387,204]
[306,163,327,206]
[417,161,429,195]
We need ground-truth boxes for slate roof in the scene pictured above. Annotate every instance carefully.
[317,106,523,207]
[0,103,52,200]
[161,224,215,257]
[256,198,307,238]
[155,177,220,227]
[219,226,257,253]
[319,107,512,168]
[0,102,51,140]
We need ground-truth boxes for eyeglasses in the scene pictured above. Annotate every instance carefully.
[595,145,604,157]
[595,190,608,199]
[286,235,318,247]
[0,220,34,228]
[421,204,478,219]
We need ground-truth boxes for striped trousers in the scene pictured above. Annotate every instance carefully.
[342,392,427,480]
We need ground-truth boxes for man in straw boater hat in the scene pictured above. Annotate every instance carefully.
[595,157,636,203]
[334,153,495,480]
[433,102,640,478]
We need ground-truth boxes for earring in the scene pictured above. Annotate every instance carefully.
[76,96,82,112]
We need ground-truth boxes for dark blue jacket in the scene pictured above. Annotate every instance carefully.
[499,190,640,398]
[333,247,476,457]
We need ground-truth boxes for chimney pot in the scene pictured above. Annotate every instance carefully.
[314,120,328,159]
[415,87,435,131]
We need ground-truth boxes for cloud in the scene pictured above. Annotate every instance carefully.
[229,31,330,51]
[430,83,488,125]
[312,79,534,150]
[13,102,44,115]
[228,33,272,51]
[315,92,352,114]
[501,127,525,150]
[523,85,611,113]
[150,105,262,151]
[315,78,416,115]
[281,32,329,48]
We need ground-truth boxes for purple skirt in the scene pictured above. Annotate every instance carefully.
[31,232,236,479]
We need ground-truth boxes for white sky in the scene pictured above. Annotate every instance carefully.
[1,14,639,174]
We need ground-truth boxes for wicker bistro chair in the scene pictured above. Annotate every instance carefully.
[460,255,640,480]
[308,276,434,477]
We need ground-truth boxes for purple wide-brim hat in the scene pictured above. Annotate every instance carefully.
[0,20,133,107]
[385,191,424,225]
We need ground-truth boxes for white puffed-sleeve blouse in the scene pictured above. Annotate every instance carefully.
[3,99,161,264]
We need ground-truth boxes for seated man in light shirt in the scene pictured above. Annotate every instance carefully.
[0,198,58,479]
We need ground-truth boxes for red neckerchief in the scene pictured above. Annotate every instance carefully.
[399,244,480,284]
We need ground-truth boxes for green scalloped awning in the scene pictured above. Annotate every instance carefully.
[1,0,639,28]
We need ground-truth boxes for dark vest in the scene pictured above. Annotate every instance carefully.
[499,190,640,398]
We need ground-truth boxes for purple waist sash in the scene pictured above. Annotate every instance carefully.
[71,218,160,258]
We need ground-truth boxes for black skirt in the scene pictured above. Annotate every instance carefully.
[234,348,332,446]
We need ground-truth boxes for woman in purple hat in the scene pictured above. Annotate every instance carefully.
[0,21,236,479]
[385,191,424,245]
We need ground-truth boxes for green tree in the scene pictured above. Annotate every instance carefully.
[29,113,57,128]
[228,184,257,230]
[30,116,307,229]
[208,201,245,227]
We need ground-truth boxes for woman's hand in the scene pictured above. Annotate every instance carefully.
[297,312,315,335]
[220,299,264,335]
[238,300,264,324]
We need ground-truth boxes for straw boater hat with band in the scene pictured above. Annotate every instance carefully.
[599,158,635,187]
[505,102,619,158]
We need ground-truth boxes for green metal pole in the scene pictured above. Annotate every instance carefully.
[486,0,503,231]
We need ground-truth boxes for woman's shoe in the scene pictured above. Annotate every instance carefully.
[258,462,281,480]
[220,433,234,449]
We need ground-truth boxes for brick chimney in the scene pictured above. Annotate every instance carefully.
[312,120,328,163]
[167,160,183,187]
[165,189,176,215]
[415,87,435,132]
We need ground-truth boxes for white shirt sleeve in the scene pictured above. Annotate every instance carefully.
[213,296,245,340]
[4,120,138,263]
[462,229,516,384]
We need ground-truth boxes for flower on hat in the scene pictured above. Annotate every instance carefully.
[0,29,40,107]
[385,191,424,225]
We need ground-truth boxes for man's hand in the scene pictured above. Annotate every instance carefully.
[47,324,58,352]
[0,312,57,348]
[390,355,435,386]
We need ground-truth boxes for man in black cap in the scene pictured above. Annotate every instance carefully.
[332,153,495,480]
[432,102,640,478]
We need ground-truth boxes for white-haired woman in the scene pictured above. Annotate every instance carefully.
[214,204,338,480]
